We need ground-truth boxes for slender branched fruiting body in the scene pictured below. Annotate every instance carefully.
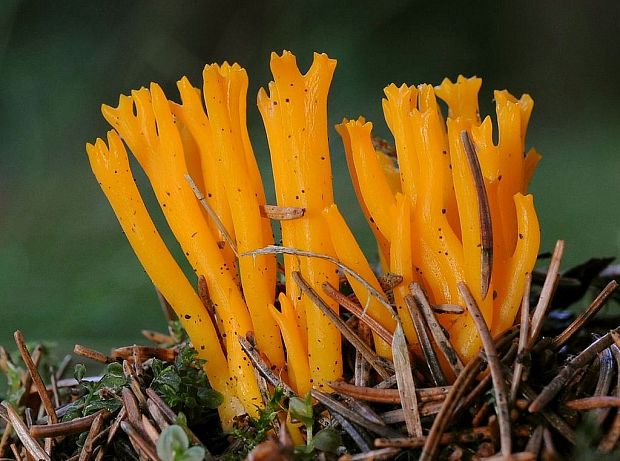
[258,52,342,390]
[86,132,242,428]
[102,84,262,416]
[341,75,540,362]
[323,204,395,359]
[202,64,283,369]
[88,52,542,425]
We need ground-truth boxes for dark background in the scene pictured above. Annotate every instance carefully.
[1,1,619,354]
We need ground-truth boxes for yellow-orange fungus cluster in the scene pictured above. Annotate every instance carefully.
[86,52,541,429]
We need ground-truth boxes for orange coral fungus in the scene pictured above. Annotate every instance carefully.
[87,52,540,426]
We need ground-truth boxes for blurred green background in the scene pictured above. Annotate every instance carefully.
[1,1,619,354]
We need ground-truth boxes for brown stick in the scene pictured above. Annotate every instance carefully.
[120,421,160,461]
[419,327,519,461]
[122,387,141,428]
[0,421,12,457]
[354,322,372,387]
[458,283,511,457]
[145,389,176,423]
[94,407,126,461]
[154,287,176,324]
[293,271,392,379]
[343,397,385,427]
[246,246,392,312]
[311,390,400,438]
[322,282,394,346]
[378,273,403,292]
[141,415,160,444]
[328,380,450,404]
[565,396,620,410]
[185,174,238,257]
[10,443,23,461]
[511,273,532,403]
[460,131,493,299]
[48,366,60,409]
[551,280,618,350]
[375,425,497,448]
[111,346,176,363]
[14,331,57,425]
[237,334,296,397]
[332,413,371,452]
[260,204,305,220]
[78,411,105,461]
[530,326,620,413]
[380,401,444,422]
[482,452,536,461]
[432,304,465,315]
[409,283,464,376]
[141,330,175,345]
[340,447,401,460]
[391,322,423,438]
[500,363,576,443]
[524,425,544,458]
[30,411,108,439]
[420,356,485,461]
[2,401,50,461]
[73,345,113,364]
[454,373,491,418]
[197,275,226,356]
[529,240,564,346]
[405,294,447,386]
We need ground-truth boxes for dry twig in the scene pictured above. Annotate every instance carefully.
[460,131,493,299]
[530,327,620,413]
[529,240,564,346]
[404,294,447,386]
[409,283,464,376]
[459,283,511,457]
[322,282,394,346]
[260,204,305,220]
[391,322,423,438]
[2,401,50,461]
[551,280,618,350]
[511,273,532,403]
[293,271,392,379]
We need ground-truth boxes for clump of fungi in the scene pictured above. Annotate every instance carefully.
[86,52,541,431]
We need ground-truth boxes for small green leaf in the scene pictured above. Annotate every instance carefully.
[197,387,223,409]
[60,402,85,422]
[83,397,122,415]
[150,343,222,425]
[312,428,341,454]
[174,412,189,433]
[157,425,189,461]
[178,445,205,461]
[97,362,126,390]
[288,394,313,427]
[74,363,86,382]
[6,361,25,404]
[294,444,314,456]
